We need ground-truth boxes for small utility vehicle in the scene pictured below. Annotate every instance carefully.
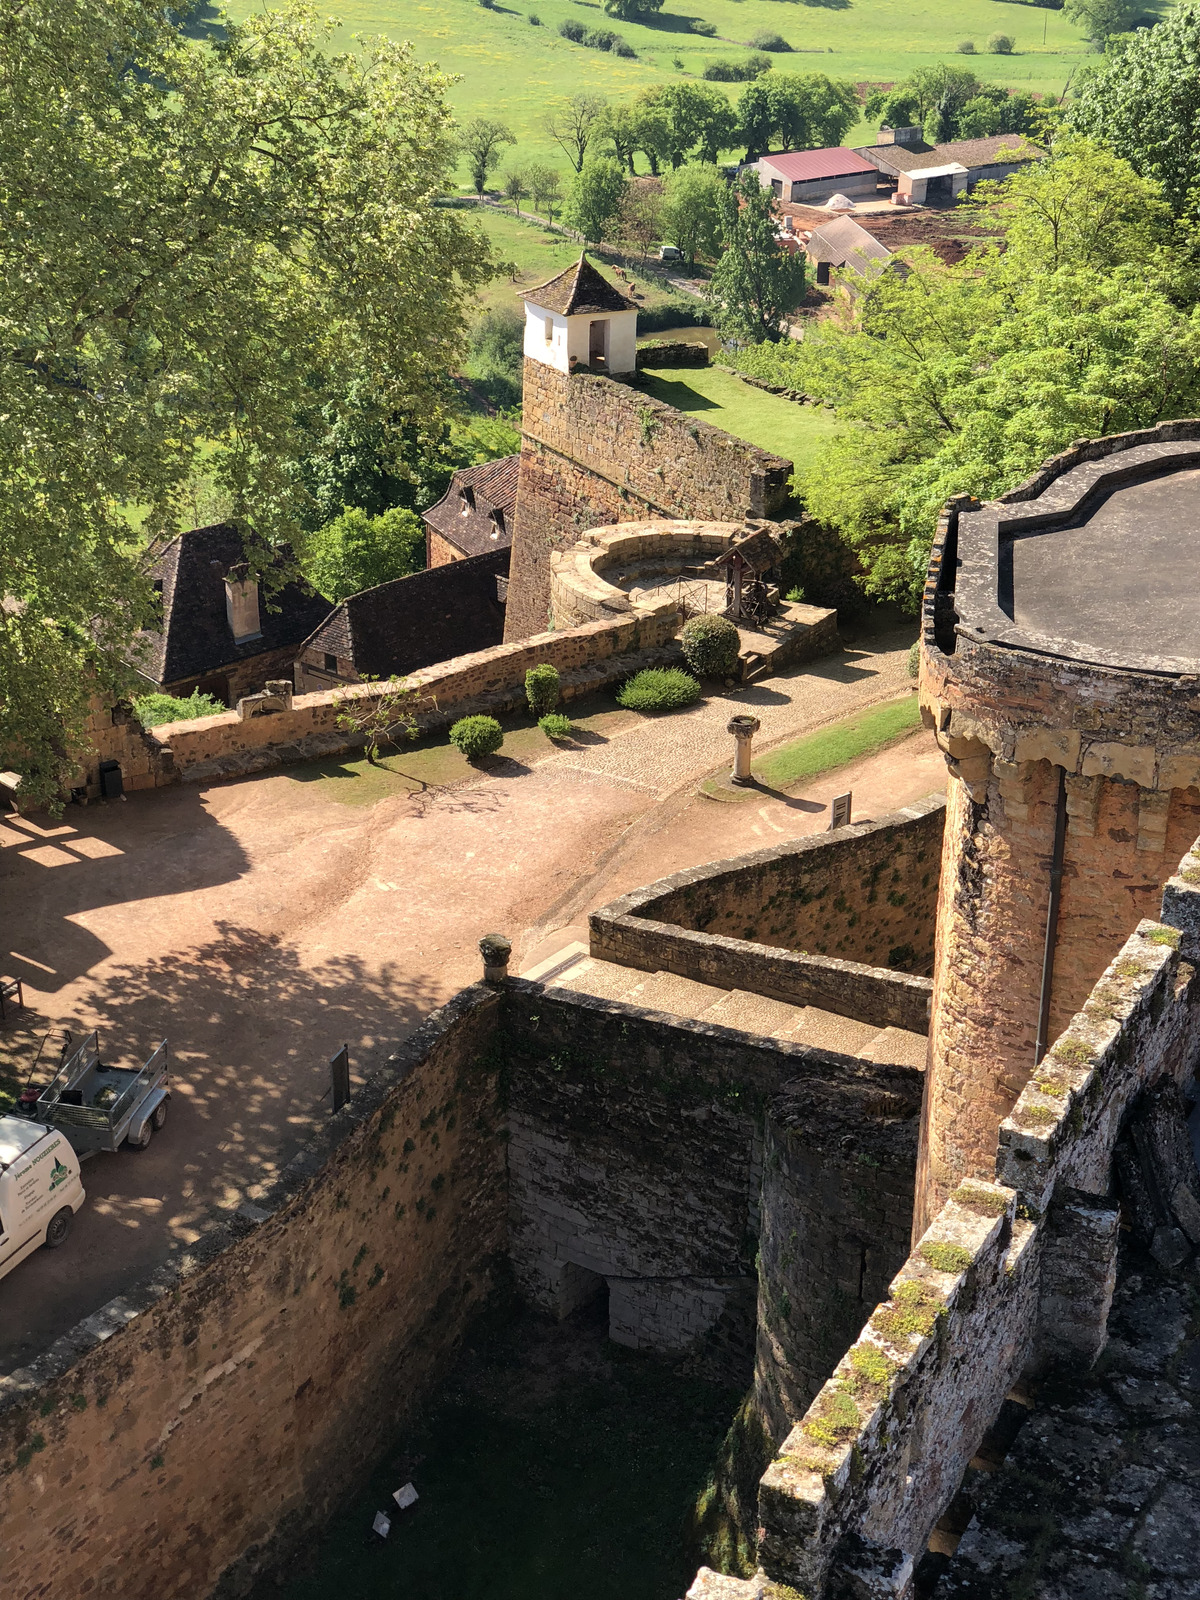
[0,1116,86,1283]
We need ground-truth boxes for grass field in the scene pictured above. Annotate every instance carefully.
[226,0,1112,179]
[639,363,841,467]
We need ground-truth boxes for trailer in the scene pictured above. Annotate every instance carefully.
[26,1031,169,1157]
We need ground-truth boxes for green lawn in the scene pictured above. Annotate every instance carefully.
[638,363,841,468]
[225,0,1110,179]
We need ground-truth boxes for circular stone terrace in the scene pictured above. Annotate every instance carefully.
[549,519,765,627]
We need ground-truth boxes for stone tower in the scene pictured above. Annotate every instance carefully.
[505,255,791,641]
[915,423,1200,1237]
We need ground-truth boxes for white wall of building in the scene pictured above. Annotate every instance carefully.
[524,301,639,375]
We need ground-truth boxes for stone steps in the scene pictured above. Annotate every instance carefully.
[521,946,926,1068]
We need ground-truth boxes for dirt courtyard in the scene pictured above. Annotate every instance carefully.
[0,629,943,1370]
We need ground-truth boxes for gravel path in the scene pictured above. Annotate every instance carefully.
[548,625,917,797]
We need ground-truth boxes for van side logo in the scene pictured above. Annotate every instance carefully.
[49,1157,70,1192]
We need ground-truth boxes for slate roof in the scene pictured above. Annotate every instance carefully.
[422,455,519,559]
[805,216,892,269]
[301,547,510,680]
[520,254,637,316]
[131,523,331,688]
[759,147,879,183]
[858,134,1043,176]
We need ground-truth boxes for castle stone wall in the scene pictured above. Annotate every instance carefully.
[750,876,1200,1600]
[503,980,922,1400]
[507,360,792,639]
[0,989,507,1600]
[590,796,944,1031]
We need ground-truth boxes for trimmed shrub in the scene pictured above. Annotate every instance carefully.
[987,32,1015,52]
[132,690,225,727]
[559,17,585,40]
[907,640,921,678]
[681,613,741,679]
[747,28,790,50]
[613,38,637,56]
[539,713,573,740]
[956,38,976,52]
[449,715,504,760]
[525,663,561,717]
[616,667,701,711]
[585,27,618,48]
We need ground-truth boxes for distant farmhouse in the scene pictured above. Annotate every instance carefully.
[752,146,881,207]
[857,128,1044,205]
[131,522,330,707]
[803,215,894,290]
[422,455,518,568]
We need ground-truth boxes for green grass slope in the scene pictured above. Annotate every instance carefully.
[226,0,1103,176]
[639,363,840,468]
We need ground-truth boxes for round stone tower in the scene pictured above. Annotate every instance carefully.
[914,423,1200,1237]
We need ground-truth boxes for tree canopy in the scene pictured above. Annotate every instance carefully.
[565,156,629,245]
[708,173,807,342]
[1069,4,1200,213]
[731,141,1200,609]
[0,0,494,806]
[301,507,426,603]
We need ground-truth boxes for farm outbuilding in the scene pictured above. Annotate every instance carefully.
[752,147,880,206]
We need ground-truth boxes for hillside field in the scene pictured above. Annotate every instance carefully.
[224,0,1114,179]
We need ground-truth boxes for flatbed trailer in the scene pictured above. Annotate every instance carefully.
[28,1031,169,1156]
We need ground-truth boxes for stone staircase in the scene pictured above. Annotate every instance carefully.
[522,945,927,1069]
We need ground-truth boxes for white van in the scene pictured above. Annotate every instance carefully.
[0,1114,85,1283]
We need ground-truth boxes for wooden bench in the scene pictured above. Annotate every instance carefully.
[0,976,24,1022]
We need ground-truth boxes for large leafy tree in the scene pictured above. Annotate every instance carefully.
[660,163,726,269]
[301,507,426,604]
[640,83,738,169]
[732,141,1200,608]
[0,0,494,806]
[1064,0,1144,47]
[461,117,516,197]
[565,157,629,245]
[1069,4,1200,213]
[708,173,807,342]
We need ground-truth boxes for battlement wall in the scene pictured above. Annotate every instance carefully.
[591,795,944,1032]
[740,860,1200,1600]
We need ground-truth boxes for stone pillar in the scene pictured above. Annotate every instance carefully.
[479,933,511,985]
[1032,1189,1120,1374]
[727,715,760,786]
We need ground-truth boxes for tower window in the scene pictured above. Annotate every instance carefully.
[544,315,554,344]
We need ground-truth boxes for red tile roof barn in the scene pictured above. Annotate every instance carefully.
[760,148,879,183]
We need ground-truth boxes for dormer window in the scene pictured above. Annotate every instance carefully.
[489,508,505,539]
[460,486,475,514]
[225,577,262,643]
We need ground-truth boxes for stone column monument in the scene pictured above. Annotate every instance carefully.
[914,424,1200,1237]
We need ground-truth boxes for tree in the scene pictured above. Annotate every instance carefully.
[729,141,1196,608]
[1064,0,1143,47]
[597,102,645,173]
[461,117,516,197]
[956,87,1037,141]
[525,162,563,220]
[301,507,426,603]
[619,183,664,258]
[767,73,860,153]
[708,173,807,342]
[545,92,608,173]
[0,0,494,808]
[737,81,776,162]
[502,168,528,214]
[603,0,665,15]
[1069,4,1200,212]
[565,157,629,245]
[465,307,526,409]
[640,83,738,168]
[660,163,726,268]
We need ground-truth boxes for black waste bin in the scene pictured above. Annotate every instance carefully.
[98,760,124,799]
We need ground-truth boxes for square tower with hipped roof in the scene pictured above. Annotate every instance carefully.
[520,253,639,375]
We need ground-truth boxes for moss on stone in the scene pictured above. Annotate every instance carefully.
[871,1278,942,1343]
[1017,1104,1058,1128]
[951,1182,1011,1217]
[846,1343,895,1401]
[919,1240,973,1274]
[1050,1037,1092,1067]
[800,1386,861,1448]
[1146,926,1181,948]
[1032,1074,1068,1098]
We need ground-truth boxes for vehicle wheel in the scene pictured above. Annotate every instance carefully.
[44,1207,73,1249]
[152,1099,168,1132]
[127,1120,153,1151]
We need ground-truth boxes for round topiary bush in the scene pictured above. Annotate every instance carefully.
[525,663,561,717]
[616,667,702,712]
[450,715,504,761]
[539,713,573,740]
[987,32,1014,53]
[681,614,741,679]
